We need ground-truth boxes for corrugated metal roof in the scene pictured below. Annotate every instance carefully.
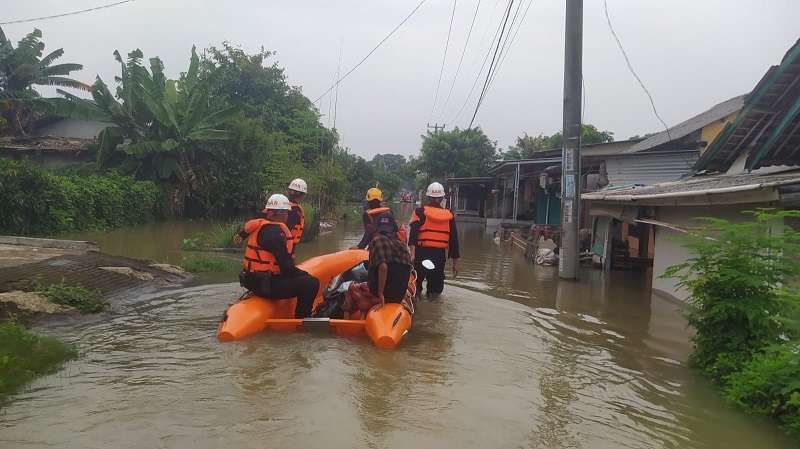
[583,169,800,201]
[605,152,697,186]
[694,39,800,172]
[625,95,746,154]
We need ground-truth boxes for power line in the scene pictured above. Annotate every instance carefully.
[485,0,534,94]
[333,39,343,130]
[449,0,509,123]
[603,0,671,141]
[430,0,459,119]
[0,0,135,25]
[438,0,482,120]
[468,0,515,129]
[314,0,428,104]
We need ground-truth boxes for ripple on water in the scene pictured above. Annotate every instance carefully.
[0,254,796,448]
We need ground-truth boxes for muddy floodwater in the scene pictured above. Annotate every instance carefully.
[1,204,795,448]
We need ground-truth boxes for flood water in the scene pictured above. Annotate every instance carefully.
[1,204,794,448]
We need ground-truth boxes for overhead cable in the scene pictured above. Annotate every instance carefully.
[468,0,515,129]
[603,0,671,141]
[438,0,482,120]
[1,0,135,25]
[485,0,534,94]
[430,0,459,119]
[449,0,509,123]
[313,0,428,104]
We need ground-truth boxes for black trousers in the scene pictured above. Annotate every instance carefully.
[414,246,447,295]
[242,272,320,318]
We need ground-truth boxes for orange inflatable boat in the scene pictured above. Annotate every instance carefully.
[217,249,413,349]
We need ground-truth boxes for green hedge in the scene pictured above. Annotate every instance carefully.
[0,158,160,235]
[724,344,800,439]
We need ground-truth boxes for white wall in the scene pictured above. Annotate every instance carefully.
[652,203,772,302]
[35,119,107,139]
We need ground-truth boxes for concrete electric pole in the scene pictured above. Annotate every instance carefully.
[559,0,583,279]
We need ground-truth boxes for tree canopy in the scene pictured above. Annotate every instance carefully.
[503,124,614,160]
[419,127,498,180]
[0,26,90,136]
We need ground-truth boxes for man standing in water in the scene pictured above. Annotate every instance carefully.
[408,182,460,300]
[239,194,319,318]
[352,187,407,249]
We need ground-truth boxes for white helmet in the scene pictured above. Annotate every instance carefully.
[265,193,292,210]
[288,178,308,194]
[426,182,446,198]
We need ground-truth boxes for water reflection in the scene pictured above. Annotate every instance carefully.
[0,215,795,449]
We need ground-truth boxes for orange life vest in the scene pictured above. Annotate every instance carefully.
[242,219,294,274]
[289,202,305,246]
[413,206,453,249]
[366,207,407,242]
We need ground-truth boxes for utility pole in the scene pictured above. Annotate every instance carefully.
[427,122,446,133]
[559,0,583,280]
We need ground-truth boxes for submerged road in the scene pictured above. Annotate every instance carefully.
[0,209,794,448]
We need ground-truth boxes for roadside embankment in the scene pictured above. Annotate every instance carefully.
[0,236,192,400]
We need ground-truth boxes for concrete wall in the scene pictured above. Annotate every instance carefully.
[35,119,107,139]
[652,203,769,301]
[699,111,738,155]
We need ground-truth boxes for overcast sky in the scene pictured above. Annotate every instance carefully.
[3,0,799,158]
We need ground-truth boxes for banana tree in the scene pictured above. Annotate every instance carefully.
[0,26,91,136]
[55,47,237,216]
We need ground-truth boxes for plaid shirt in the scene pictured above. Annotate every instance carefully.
[368,233,411,266]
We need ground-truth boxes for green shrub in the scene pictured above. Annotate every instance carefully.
[725,344,800,439]
[39,281,106,313]
[300,202,319,242]
[665,209,800,442]
[664,209,800,382]
[212,221,244,248]
[180,254,239,273]
[0,320,77,399]
[0,158,160,235]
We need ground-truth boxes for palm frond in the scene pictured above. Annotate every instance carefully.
[39,48,64,67]
[35,76,92,91]
[41,96,110,121]
[195,105,238,129]
[16,29,43,56]
[39,63,83,77]
[96,126,124,168]
[183,46,200,93]
[186,128,232,141]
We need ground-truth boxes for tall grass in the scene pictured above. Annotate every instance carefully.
[0,321,77,399]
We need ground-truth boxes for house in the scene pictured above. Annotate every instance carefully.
[446,138,644,230]
[583,38,800,302]
[0,136,95,168]
[0,118,107,168]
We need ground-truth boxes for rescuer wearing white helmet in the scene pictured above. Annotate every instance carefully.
[408,182,460,300]
[286,178,308,248]
[238,193,320,318]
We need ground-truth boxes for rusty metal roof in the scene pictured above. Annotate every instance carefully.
[694,39,800,173]
[0,136,93,154]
